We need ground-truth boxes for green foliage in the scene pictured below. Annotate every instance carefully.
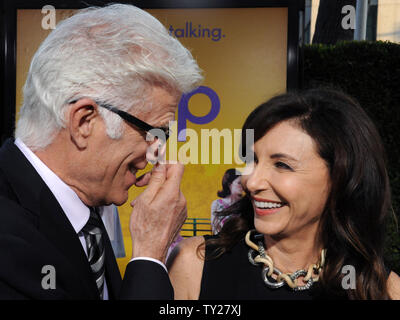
[303,41,400,274]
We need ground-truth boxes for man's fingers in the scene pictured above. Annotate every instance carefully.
[162,162,185,191]
[140,163,167,201]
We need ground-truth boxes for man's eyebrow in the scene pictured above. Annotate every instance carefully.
[270,153,299,162]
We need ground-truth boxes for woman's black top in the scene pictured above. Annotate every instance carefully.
[199,235,349,300]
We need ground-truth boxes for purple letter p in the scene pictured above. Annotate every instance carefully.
[178,86,220,142]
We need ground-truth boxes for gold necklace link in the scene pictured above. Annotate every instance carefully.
[245,230,326,290]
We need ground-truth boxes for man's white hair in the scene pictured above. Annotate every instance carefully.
[15,4,203,150]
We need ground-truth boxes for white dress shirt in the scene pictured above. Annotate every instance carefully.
[14,138,167,299]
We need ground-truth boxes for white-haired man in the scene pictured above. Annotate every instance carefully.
[0,4,202,299]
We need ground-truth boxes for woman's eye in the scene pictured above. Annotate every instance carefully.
[275,161,292,170]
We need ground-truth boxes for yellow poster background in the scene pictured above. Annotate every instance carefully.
[16,7,287,275]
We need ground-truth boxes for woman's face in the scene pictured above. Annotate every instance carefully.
[241,121,331,238]
[230,177,243,197]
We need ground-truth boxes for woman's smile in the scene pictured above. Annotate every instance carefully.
[252,196,288,216]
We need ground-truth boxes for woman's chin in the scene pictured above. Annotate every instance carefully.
[254,218,285,237]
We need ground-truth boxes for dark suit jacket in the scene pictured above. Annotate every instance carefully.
[0,139,173,299]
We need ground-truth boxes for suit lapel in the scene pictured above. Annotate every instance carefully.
[0,139,100,299]
[38,189,100,299]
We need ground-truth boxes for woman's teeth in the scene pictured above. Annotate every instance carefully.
[254,200,284,209]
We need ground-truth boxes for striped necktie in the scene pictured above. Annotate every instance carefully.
[82,207,105,299]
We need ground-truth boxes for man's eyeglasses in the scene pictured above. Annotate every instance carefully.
[69,99,170,142]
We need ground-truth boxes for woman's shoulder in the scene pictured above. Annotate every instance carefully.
[176,236,205,256]
[167,236,206,299]
[387,271,400,300]
[211,198,225,210]
[167,236,205,267]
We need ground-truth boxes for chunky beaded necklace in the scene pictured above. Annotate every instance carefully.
[245,230,326,291]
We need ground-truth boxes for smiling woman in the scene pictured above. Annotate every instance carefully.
[243,120,331,240]
[167,88,400,300]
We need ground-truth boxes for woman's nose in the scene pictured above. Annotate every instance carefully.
[244,165,271,193]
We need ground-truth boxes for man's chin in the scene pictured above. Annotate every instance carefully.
[110,200,127,207]
[108,190,129,207]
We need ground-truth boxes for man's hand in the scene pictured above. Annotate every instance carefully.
[129,163,187,263]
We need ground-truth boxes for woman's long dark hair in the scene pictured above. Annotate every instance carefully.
[203,88,392,299]
[217,169,240,198]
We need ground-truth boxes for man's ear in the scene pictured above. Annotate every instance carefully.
[68,98,99,149]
